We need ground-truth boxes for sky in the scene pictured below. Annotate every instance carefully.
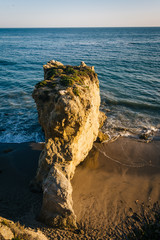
[0,0,160,28]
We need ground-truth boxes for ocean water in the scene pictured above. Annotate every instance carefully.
[0,27,160,143]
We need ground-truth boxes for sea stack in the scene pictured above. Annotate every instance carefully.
[31,60,106,228]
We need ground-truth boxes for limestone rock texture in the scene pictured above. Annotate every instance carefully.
[0,217,48,240]
[32,60,105,228]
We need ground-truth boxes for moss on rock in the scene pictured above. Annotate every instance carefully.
[36,80,57,89]
[36,61,98,91]
[73,87,80,96]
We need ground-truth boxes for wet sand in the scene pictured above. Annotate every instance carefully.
[0,138,160,239]
[72,138,160,232]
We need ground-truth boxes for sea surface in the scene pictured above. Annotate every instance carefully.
[0,27,160,143]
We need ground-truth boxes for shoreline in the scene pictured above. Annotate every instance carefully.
[0,137,160,238]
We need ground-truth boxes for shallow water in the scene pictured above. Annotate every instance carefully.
[0,27,160,143]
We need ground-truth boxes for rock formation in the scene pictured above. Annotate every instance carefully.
[31,60,106,228]
[0,217,48,240]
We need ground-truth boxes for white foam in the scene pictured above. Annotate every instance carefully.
[0,131,44,143]
[102,114,160,142]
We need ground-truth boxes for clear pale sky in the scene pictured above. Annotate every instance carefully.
[0,0,160,28]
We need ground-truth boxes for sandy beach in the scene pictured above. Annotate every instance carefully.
[0,137,160,239]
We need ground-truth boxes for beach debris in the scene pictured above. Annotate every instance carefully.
[139,127,157,142]
[109,201,160,240]
[31,60,106,228]
[3,148,13,154]
[139,133,150,140]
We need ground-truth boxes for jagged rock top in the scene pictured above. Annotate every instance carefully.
[35,60,98,94]
[32,61,100,142]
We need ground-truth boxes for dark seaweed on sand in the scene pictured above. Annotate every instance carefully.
[108,201,160,240]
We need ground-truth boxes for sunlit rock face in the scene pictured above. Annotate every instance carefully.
[31,60,105,228]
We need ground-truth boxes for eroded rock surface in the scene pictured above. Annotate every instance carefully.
[31,60,105,227]
[0,217,48,240]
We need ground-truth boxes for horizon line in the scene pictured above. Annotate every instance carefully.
[0,26,160,29]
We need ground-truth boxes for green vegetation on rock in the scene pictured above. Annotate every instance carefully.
[73,87,80,96]
[60,75,76,86]
[64,66,77,75]
[36,80,56,89]
[36,64,97,91]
